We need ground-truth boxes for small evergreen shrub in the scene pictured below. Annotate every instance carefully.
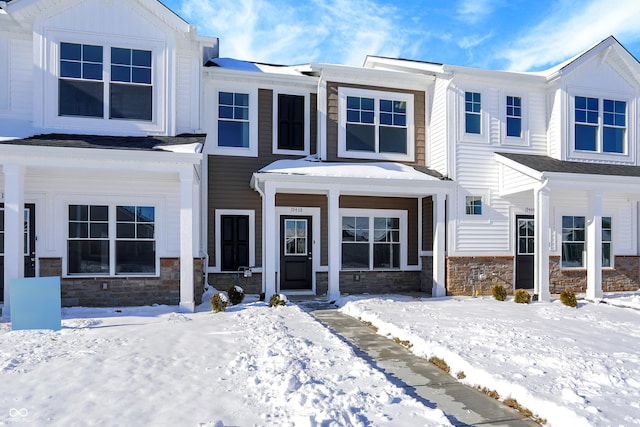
[268,293,288,307]
[227,285,245,305]
[560,289,578,308]
[491,284,507,301]
[210,292,228,313]
[456,371,466,380]
[514,289,531,304]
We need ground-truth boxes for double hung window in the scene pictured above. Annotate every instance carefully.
[58,42,153,121]
[574,96,626,154]
[465,91,481,134]
[506,96,522,137]
[561,215,612,268]
[341,213,403,270]
[218,92,250,148]
[339,88,414,161]
[68,205,156,275]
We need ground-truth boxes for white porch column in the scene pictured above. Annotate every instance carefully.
[263,183,277,298]
[3,164,25,316]
[179,168,195,312]
[432,193,446,297]
[586,191,603,300]
[534,185,551,301]
[327,187,340,301]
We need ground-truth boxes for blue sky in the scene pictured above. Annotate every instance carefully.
[162,0,640,72]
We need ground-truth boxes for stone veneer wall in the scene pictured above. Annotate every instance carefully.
[339,270,421,294]
[549,256,639,293]
[420,256,433,293]
[207,272,263,294]
[446,256,515,295]
[40,258,204,307]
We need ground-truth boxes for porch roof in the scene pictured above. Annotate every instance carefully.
[496,152,640,177]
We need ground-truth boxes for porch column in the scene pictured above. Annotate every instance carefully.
[534,185,550,301]
[586,191,603,300]
[327,187,340,301]
[3,164,25,316]
[179,168,195,312]
[263,183,277,298]
[432,192,446,297]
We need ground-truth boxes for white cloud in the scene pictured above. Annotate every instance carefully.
[499,0,640,71]
[457,0,498,24]
[179,0,411,66]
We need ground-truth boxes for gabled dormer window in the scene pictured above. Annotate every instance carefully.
[574,96,626,154]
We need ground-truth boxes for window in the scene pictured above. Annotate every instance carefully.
[465,196,482,215]
[0,206,30,258]
[116,206,155,274]
[221,215,249,271]
[68,205,109,274]
[506,96,522,137]
[339,88,414,161]
[218,92,249,148]
[284,219,308,256]
[58,42,152,121]
[465,91,481,134]
[341,213,403,270]
[602,216,612,268]
[59,43,104,118]
[67,205,156,275]
[110,47,152,120]
[574,96,626,154]
[277,94,305,151]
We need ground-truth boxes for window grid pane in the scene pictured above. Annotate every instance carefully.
[603,100,626,153]
[465,92,481,134]
[67,205,109,274]
[115,206,156,274]
[218,92,250,148]
[562,216,585,268]
[506,96,522,137]
[465,196,482,215]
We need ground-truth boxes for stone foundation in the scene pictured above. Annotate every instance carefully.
[549,256,640,293]
[207,271,263,294]
[420,256,433,294]
[40,257,204,307]
[446,256,515,296]
[339,270,422,294]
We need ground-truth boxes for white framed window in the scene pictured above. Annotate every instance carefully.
[465,91,481,134]
[501,93,528,146]
[340,209,407,270]
[272,89,310,155]
[569,91,634,162]
[561,215,612,269]
[67,204,156,276]
[214,210,255,272]
[338,87,414,161]
[465,196,482,215]
[459,89,487,143]
[211,86,258,157]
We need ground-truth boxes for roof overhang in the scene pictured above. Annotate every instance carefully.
[251,159,454,198]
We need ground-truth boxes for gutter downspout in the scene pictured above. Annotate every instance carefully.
[252,174,267,295]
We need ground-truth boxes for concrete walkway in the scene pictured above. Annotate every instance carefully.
[309,308,539,427]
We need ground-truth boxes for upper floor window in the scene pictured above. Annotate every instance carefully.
[277,94,305,151]
[465,91,481,134]
[218,92,249,148]
[338,87,414,161]
[58,42,152,121]
[506,96,521,137]
[575,96,626,154]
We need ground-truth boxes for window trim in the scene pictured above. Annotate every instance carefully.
[460,189,490,222]
[559,214,614,270]
[214,209,255,273]
[501,92,529,146]
[65,204,158,277]
[43,30,165,134]
[339,208,408,271]
[459,88,487,143]
[211,86,259,157]
[568,89,635,163]
[338,87,415,162]
[272,89,310,156]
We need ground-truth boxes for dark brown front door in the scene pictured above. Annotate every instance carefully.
[515,215,534,289]
[1,203,36,302]
[280,216,312,291]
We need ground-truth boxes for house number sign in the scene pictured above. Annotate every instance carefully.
[290,207,304,213]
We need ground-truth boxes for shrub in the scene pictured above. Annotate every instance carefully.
[560,289,578,308]
[491,284,507,301]
[428,356,450,374]
[227,285,245,305]
[210,292,229,313]
[514,289,531,304]
[456,371,466,380]
[268,293,288,307]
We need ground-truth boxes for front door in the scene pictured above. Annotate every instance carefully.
[515,215,534,289]
[280,216,312,291]
[1,203,36,302]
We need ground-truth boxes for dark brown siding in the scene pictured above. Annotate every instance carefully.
[208,88,317,268]
[340,196,419,265]
[422,196,433,251]
[325,82,425,165]
[276,194,328,265]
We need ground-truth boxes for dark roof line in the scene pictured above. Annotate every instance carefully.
[0,133,206,151]
[497,152,640,178]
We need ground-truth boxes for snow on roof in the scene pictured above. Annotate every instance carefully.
[207,57,308,76]
[259,157,441,181]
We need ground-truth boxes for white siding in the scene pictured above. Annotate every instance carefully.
[428,78,448,174]
[0,36,8,111]
[176,53,198,134]
[499,165,537,196]
[547,87,561,159]
[8,38,32,119]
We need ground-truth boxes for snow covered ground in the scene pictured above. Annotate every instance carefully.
[337,292,640,427]
[0,291,450,426]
